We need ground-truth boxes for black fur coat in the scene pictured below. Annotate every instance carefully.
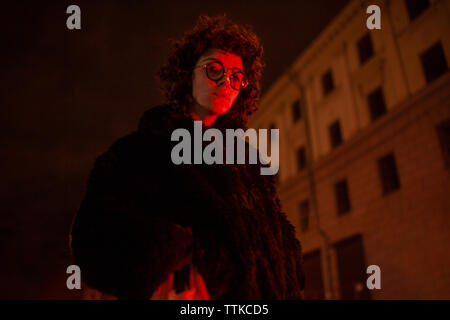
[70,104,305,299]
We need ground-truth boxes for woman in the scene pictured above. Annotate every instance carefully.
[70,15,305,300]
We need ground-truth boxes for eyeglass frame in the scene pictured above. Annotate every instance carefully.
[194,59,248,91]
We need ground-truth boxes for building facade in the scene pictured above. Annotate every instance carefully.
[249,0,450,299]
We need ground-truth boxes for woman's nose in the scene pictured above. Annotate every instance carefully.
[217,71,231,87]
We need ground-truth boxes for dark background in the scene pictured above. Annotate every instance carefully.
[1,0,348,299]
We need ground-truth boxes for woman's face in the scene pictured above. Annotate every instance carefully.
[192,48,243,116]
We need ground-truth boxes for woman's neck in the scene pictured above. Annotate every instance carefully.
[189,102,218,127]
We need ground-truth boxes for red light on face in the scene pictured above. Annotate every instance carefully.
[192,48,243,117]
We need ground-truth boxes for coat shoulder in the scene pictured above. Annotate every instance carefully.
[138,104,175,133]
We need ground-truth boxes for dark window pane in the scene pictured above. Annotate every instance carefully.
[292,99,302,122]
[377,153,401,195]
[335,179,351,215]
[436,118,450,168]
[334,234,371,300]
[299,200,310,232]
[297,147,307,171]
[329,120,343,148]
[367,87,387,121]
[303,250,324,300]
[420,41,449,84]
[405,0,430,20]
[322,69,334,96]
[357,33,374,65]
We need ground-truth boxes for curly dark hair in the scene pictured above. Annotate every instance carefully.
[157,14,264,128]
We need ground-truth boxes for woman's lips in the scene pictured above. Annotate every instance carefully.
[212,93,228,100]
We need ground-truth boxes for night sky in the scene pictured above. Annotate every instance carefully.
[1,0,349,299]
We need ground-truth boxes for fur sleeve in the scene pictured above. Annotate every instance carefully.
[70,132,193,299]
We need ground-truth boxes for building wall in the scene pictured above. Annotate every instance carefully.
[249,0,450,299]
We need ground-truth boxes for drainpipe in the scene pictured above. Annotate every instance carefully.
[286,69,334,300]
[383,0,411,97]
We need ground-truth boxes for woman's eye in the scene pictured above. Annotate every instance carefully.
[209,67,221,74]
[231,75,243,85]
[208,63,221,71]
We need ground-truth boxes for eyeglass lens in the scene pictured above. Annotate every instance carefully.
[205,61,247,90]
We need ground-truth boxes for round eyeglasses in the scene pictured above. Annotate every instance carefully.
[195,60,248,91]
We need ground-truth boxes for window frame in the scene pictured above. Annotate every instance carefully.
[296,146,307,172]
[367,86,387,122]
[299,199,310,233]
[334,179,351,215]
[292,99,302,123]
[357,33,374,65]
[329,120,343,149]
[419,41,449,84]
[322,69,335,96]
[377,153,401,195]
[405,0,430,21]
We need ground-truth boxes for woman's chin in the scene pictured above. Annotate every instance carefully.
[211,103,232,115]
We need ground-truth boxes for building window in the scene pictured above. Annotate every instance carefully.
[334,179,351,215]
[322,69,334,96]
[302,250,324,299]
[420,41,449,84]
[405,0,430,21]
[292,99,302,122]
[378,153,401,195]
[329,120,343,149]
[299,200,310,232]
[334,234,371,300]
[357,33,374,65]
[297,147,307,172]
[436,118,450,169]
[367,87,387,122]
